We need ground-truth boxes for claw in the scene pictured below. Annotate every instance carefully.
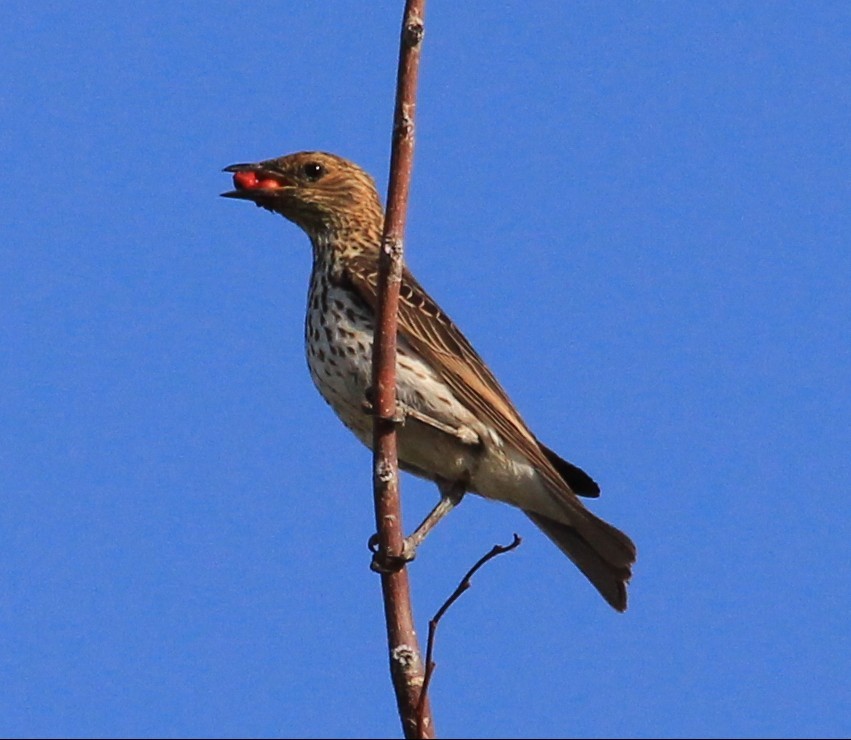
[369,536,417,573]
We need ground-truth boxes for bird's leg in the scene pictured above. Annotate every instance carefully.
[369,479,466,573]
[362,388,481,445]
[403,479,466,556]
[364,383,477,572]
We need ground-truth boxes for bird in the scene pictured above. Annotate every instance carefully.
[221,151,636,611]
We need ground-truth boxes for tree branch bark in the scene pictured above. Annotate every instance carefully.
[370,1,432,738]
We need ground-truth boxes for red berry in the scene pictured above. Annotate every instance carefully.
[233,171,259,189]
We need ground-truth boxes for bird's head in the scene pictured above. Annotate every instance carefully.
[221,151,384,239]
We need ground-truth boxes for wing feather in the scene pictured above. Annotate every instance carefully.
[341,255,574,498]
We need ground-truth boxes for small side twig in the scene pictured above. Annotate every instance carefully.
[416,534,523,735]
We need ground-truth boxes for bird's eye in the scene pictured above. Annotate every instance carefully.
[302,162,325,181]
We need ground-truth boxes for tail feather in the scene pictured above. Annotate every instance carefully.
[526,509,636,612]
[539,443,600,498]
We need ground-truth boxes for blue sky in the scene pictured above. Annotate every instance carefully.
[2,2,849,738]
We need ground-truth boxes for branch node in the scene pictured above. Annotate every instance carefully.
[391,643,419,670]
[382,234,405,260]
[395,108,415,139]
[404,19,424,47]
[375,458,397,484]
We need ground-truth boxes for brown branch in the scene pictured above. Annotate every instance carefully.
[370,1,431,738]
[416,535,523,736]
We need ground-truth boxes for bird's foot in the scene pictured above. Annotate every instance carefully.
[368,533,417,573]
[361,388,406,424]
[367,482,466,573]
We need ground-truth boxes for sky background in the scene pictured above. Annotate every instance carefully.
[2,2,849,738]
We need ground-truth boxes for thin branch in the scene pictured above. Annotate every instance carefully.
[371,1,431,738]
[416,535,523,736]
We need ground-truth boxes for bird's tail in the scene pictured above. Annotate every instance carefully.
[525,508,636,611]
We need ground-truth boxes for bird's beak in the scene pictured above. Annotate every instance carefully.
[220,163,294,200]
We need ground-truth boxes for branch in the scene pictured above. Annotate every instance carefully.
[370,1,431,738]
[416,535,523,735]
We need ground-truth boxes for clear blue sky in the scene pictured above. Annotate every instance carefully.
[2,2,849,738]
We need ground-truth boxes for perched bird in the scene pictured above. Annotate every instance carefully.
[221,151,636,610]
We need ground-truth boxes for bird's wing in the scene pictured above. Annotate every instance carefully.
[341,255,576,499]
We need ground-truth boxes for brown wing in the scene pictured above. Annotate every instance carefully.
[341,254,575,499]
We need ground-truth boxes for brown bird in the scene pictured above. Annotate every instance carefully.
[221,151,636,611]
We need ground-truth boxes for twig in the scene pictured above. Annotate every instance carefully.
[371,1,431,738]
[416,535,523,736]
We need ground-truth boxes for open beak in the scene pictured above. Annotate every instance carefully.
[220,163,293,200]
